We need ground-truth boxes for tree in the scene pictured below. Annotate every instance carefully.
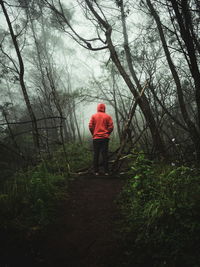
[42,0,166,158]
[0,0,40,154]
[144,0,200,159]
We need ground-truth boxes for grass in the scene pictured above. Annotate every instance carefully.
[118,154,200,267]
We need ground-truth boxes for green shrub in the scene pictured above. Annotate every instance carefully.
[66,142,92,171]
[0,161,68,232]
[0,142,91,233]
[48,142,92,173]
[119,154,200,266]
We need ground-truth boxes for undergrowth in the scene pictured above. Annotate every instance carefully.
[0,161,67,232]
[0,142,91,234]
[119,154,200,267]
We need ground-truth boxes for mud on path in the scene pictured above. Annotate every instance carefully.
[36,175,126,267]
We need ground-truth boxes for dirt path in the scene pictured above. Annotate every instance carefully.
[36,175,126,267]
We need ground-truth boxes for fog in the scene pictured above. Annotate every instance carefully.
[0,0,120,139]
[0,0,199,161]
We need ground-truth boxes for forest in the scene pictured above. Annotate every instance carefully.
[0,0,200,266]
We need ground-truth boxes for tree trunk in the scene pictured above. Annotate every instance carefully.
[0,0,40,154]
[85,0,165,157]
[146,0,200,160]
[121,0,165,156]
[170,0,200,128]
[46,69,69,165]
[111,64,122,141]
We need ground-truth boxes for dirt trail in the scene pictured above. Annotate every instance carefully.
[37,175,126,267]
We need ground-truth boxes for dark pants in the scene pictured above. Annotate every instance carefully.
[93,138,109,173]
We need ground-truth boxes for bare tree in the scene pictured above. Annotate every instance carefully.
[145,0,200,159]
[0,0,40,154]
[41,0,166,157]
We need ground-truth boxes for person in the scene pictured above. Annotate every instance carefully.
[89,103,114,175]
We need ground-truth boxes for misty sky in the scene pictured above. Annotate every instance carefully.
[0,0,144,138]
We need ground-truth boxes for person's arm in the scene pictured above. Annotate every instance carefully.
[89,115,95,134]
[107,116,114,134]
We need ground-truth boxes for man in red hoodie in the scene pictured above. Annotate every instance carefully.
[89,103,114,175]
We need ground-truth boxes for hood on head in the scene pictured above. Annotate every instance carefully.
[97,103,106,112]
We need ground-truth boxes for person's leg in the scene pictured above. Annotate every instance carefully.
[93,139,101,173]
[101,138,109,173]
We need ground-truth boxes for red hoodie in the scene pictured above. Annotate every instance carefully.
[89,103,114,139]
